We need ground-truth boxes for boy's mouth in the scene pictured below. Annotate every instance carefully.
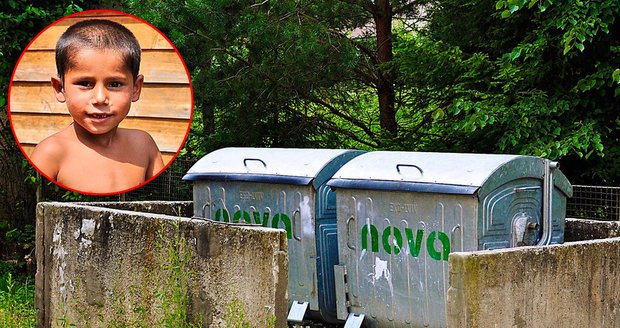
[88,114,111,119]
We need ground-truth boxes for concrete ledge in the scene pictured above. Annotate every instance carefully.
[565,217,620,241]
[36,202,288,327]
[447,237,620,328]
[74,201,194,217]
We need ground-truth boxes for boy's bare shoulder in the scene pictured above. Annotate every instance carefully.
[117,128,164,178]
[30,129,72,178]
[118,128,159,149]
[32,128,76,157]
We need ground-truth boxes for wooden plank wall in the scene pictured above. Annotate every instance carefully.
[9,12,192,166]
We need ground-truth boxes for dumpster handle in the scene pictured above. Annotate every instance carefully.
[243,158,267,168]
[201,203,210,220]
[450,224,462,252]
[346,216,356,250]
[292,209,302,241]
[538,160,559,246]
[396,164,423,176]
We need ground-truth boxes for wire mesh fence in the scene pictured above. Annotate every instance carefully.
[40,158,195,202]
[566,185,620,221]
[124,159,194,201]
[40,158,620,222]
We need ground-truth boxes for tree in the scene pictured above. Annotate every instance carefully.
[128,0,620,184]
[392,0,619,184]
[0,1,83,258]
[127,0,433,155]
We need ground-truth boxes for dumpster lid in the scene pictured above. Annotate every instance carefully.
[183,147,363,186]
[328,151,570,195]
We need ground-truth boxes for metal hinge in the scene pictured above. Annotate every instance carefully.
[334,264,349,320]
[334,264,365,327]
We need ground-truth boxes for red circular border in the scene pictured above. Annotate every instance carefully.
[7,9,195,197]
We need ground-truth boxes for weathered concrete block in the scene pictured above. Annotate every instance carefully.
[36,202,288,328]
[565,217,620,241]
[447,237,620,328]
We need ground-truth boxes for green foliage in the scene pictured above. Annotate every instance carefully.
[104,222,203,327]
[126,0,431,153]
[150,224,200,328]
[408,0,620,183]
[222,299,250,328]
[496,0,619,54]
[56,221,204,327]
[0,270,36,328]
[96,0,620,185]
[613,68,620,83]
[0,0,85,264]
[5,225,34,252]
[222,298,276,328]
[0,1,82,78]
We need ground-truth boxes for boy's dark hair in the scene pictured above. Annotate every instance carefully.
[55,19,141,83]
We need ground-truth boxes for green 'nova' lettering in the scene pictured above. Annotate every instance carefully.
[361,224,450,261]
[212,208,451,261]
[214,208,292,240]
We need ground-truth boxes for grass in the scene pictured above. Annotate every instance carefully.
[0,263,36,328]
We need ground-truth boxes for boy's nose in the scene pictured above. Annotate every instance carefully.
[92,85,109,105]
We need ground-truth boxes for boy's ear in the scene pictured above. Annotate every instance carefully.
[131,74,144,102]
[51,77,65,103]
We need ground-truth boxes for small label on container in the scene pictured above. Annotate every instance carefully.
[239,190,264,201]
[389,202,416,213]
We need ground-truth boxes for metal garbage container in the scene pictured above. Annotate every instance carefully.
[182,147,364,324]
[327,151,572,328]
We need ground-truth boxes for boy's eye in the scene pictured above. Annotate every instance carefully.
[109,81,123,88]
[77,81,93,88]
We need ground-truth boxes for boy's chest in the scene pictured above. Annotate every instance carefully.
[56,149,148,193]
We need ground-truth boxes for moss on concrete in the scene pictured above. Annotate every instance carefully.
[36,202,288,328]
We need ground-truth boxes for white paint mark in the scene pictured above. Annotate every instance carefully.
[58,263,66,296]
[300,195,313,237]
[374,256,395,301]
[79,219,96,248]
[52,223,62,243]
[81,219,96,237]
[81,238,92,248]
[359,248,368,261]
[374,257,390,284]
[52,222,67,300]
[52,245,67,259]
[69,279,75,293]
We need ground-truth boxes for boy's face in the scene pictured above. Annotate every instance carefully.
[51,48,143,135]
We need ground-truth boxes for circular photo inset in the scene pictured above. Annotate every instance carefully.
[8,9,193,196]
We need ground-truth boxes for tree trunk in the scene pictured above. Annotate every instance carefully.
[201,58,215,135]
[374,0,398,137]
[202,104,215,135]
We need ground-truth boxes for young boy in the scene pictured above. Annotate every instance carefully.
[30,19,164,194]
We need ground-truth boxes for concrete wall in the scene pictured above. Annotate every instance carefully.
[447,236,620,328]
[565,217,620,241]
[36,202,288,328]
